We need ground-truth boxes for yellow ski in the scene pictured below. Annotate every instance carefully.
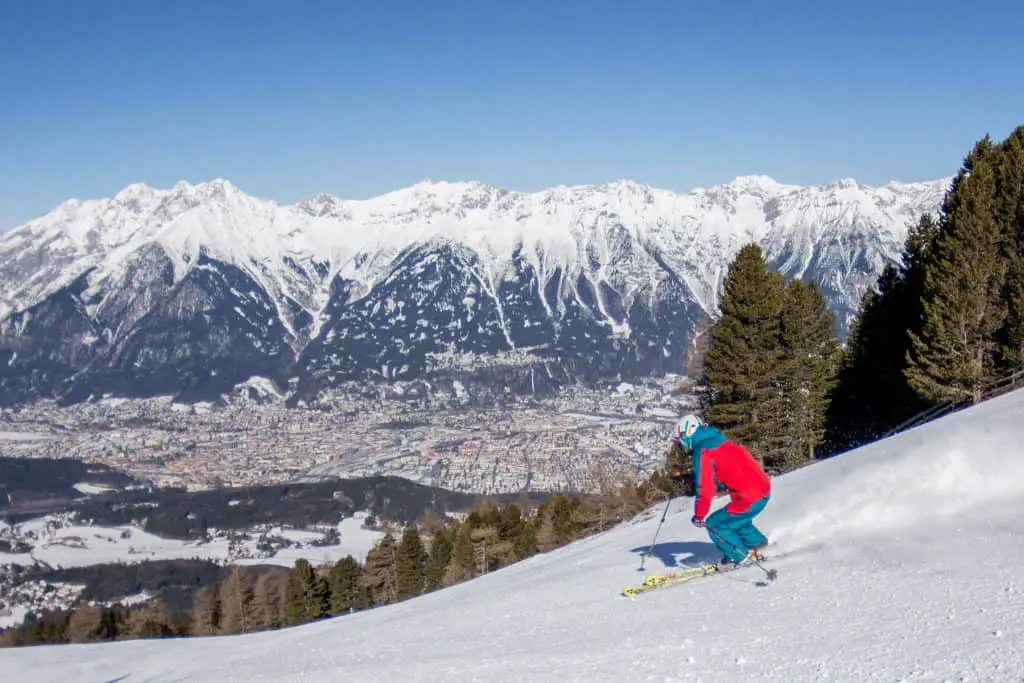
[621,564,718,597]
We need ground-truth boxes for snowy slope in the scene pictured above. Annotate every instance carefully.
[3,390,1023,681]
[0,512,385,572]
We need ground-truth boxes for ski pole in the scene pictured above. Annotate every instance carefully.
[638,495,674,571]
[706,525,778,582]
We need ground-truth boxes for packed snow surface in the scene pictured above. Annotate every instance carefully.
[3,390,1024,681]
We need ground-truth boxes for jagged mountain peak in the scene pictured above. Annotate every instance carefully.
[113,182,161,203]
[720,174,800,195]
[168,177,244,196]
[0,172,951,406]
[0,172,951,319]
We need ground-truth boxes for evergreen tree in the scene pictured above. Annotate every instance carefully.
[496,503,537,561]
[284,560,310,625]
[328,555,367,613]
[512,517,538,560]
[361,533,398,604]
[774,278,839,467]
[424,526,454,591]
[702,243,785,461]
[995,127,1024,365]
[284,559,329,625]
[906,137,1010,403]
[307,571,331,620]
[823,215,939,452]
[394,527,428,600]
[443,524,477,586]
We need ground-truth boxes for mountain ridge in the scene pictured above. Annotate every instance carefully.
[0,173,950,406]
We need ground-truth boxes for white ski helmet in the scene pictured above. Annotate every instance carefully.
[676,413,702,443]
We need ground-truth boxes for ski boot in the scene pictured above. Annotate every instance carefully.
[750,542,768,562]
[716,547,764,572]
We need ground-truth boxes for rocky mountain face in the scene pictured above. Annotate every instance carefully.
[0,175,948,407]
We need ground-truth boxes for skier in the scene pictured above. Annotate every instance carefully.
[671,413,771,569]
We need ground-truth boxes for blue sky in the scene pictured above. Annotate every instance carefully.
[1,0,1022,229]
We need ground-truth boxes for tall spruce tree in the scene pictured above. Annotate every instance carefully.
[512,516,538,560]
[823,214,939,452]
[906,137,1009,403]
[702,243,785,461]
[443,524,477,585]
[328,555,366,613]
[995,127,1024,366]
[775,278,839,467]
[424,526,454,591]
[361,533,398,604]
[284,558,329,625]
[394,526,427,600]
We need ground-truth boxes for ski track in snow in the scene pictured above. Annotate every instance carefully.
[3,391,1024,681]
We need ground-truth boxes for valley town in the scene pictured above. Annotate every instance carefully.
[0,376,697,496]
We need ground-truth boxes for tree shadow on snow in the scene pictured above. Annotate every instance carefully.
[628,541,721,570]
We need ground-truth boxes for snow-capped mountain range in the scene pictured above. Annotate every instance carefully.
[0,175,948,406]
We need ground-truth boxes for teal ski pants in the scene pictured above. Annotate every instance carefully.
[704,495,769,563]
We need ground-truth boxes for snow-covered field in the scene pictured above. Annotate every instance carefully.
[3,390,1024,681]
[0,605,29,631]
[0,512,385,571]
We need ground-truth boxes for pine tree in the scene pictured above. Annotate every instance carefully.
[823,214,939,452]
[906,138,1010,403]
[535,493,577,550]
[702,243,785,461]
[443,525,477,586]
[512,517,538,560]
[307,571,331,620]
[284,560,309,626]
[774,278,839,467]
[328,555,367,613]
[495,504,522,539]
[394,527,427,600]
[995,127,1024,366]
[284,559,328,625]
[361,533,398,604]
[424,526,454,591]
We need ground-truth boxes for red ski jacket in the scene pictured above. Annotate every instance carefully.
[690,430,771,519]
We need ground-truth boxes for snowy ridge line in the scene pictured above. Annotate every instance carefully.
[0,174,949,322]
[0,172,950,405]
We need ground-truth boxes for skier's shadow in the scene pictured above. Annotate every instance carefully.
[629,541,721,570]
